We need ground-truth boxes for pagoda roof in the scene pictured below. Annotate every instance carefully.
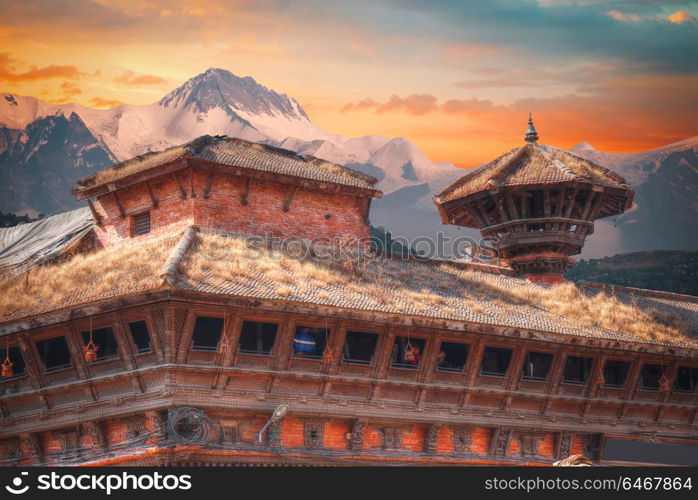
[73,135,380,196]
[436,143,632,204]
[1,224,697,354]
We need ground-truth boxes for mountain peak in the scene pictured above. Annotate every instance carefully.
[159,68,309,121]
[571,141,596,151]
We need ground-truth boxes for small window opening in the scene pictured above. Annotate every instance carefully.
[522,352,553,381]
[675,367,698,393]
[3,346,26,377]
[238,321,278,355]
[603,360,631,388]
[132,211,151,236]
[342,331,378,365]
[480,347,513,377]
[639,363,665,391]
[391,336,425,370]
[128,320,151,353]
[562,356,593,385]
[191,316,224,351]
[292,326,329,359]
[36,336,72,372]
[81,327,119,361]
[437,342,469,373]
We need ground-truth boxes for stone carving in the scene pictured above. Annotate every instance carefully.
[491,428,512,457]
[303,419,325,450]
[21,433,43,464]
[451,426,472,455]
[424,424,439,455]
[557,433,572,460]
[81,421,107,453]
[146,410,166,441]
[125,416,146,441]
[267,421,282,449]
[350,419,367,451]
[381,427,403,450]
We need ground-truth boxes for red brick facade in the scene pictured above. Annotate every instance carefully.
[93,169,371,247]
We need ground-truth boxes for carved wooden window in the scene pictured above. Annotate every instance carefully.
[437,342,469,373]
[342,331,378,365]
[292,325,329,360]
[2,346,25,377]
[522,352,554,381]
[480,347,512,377]
[304,420,324,450]
[81,327,120,360]
[219,426,240,445]
[381,428,403,450]
[128,320,151,353]
[603,360,631,388]
[191,316,224,351]
[391,336,425,370]
[238,321,278,355]
[452,426,472,454]
[132,211,151,236]
[35,336,72,372]
[519,435,542,457]
[562,356,593,385]
[639,363,665,391]
[675,366,698,393]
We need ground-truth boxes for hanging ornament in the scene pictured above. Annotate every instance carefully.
[1,339,14,378]
[403,327,416,363]
[322,317,333,363]
[659,374,671,393]
[595,365,605,386]
[84,319,99,363]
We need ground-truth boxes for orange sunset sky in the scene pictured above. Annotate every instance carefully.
[1,0,697,167]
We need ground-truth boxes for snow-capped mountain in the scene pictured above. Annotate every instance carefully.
[1,68,695,258]
[569,138,698,258]
[0,68,462,229]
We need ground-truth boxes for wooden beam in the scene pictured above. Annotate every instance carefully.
[189,169,196,198]
[555,188,565,216]
[588,193,606,220]
[543,189,551,217]
[86,199,102,225]
[505,194,519,220]
[283,186,299,212]
[580,191,595,220]
[146,182,158,208]
[564,188,579,218]
[241,177,251,206]
[172,173,186,200]
[364,198,372,226]
[112,191,125,218]
[202,172,215,199]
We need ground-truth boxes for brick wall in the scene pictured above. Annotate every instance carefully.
[92,169,371,247]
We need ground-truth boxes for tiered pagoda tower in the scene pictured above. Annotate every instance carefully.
[434,115,634,281]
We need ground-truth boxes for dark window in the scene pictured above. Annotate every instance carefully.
[36,336,72,371]
[480,347,512,377]
[437,342,469,373]
[639,363,665,391]
[342,331,378,365]
[238,321,278,355]
[292,326,329,359]
[562,356,593,385]
[675,367,698,393]
[603,360,631,388]
[81,327,119,361]
[2,346,26,377]
[522,352,553,381]
[191,316,224,351]
[128,320,151,353]
[391,336,425,370]
[133,211,151,236]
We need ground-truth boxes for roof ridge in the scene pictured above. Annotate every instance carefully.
[161,225,199,286]
[578,280,698,303]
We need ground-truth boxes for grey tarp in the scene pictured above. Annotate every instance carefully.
[0,207,94,271]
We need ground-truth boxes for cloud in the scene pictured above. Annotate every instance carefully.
[89,97,123,109]
[606,10,641,22]
[0,53,84,83]
[667,10,698,24]
[114,71,167,86]
[340,98,378,113]
[376,94,439,115]
[441,98,495,115]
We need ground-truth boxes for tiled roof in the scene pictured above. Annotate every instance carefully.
[75,135,379,192]
[436,144,631,203]
[2,227,696,352]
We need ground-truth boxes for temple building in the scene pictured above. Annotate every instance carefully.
[0,123,696,466]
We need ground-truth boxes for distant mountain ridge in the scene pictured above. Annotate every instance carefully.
[0,68,696,258]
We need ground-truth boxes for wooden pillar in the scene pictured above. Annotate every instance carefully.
[145,311,165,364]
[175,311,197,364]
[17,335,45,389]
[506,345,527,391]
[111,314,136,371]
[564,188,579,218]
[545,347,567,395]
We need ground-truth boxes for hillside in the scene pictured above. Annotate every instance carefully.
[566,251,698,296]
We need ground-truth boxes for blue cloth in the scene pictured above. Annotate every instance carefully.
[293,329,316,354]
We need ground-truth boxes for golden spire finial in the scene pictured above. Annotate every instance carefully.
[525,113,539,144]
